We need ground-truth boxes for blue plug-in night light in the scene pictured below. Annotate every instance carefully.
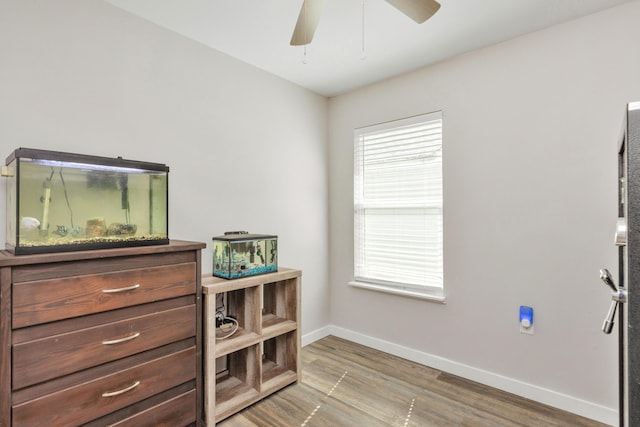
[519,306,534,330]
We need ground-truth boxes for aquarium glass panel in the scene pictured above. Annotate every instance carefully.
[5,159,17,249]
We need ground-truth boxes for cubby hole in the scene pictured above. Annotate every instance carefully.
[261,331,298,394]
[262,278,297,337]
[214,286,261,357]
[215,344,261,419]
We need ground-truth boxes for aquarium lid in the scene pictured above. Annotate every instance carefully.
[213,231,277,242]
[6,148,169,172]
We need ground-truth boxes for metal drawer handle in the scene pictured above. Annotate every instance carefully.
[101,380,141,398]
[102,332,140,345]
[101,284,141,294]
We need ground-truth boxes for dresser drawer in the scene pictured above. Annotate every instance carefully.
[13,304,196,389]
[12,346,196,427]
[107,389,196,427]
[12,262,196,328]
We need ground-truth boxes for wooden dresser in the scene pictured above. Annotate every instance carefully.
[0,240,205,427]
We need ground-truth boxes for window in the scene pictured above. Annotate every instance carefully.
[352,112,443,301]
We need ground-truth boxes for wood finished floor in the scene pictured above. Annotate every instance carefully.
[217,336,608,427]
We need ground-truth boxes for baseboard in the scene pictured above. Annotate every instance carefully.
[303,325,617,426]
[301,325,332,347]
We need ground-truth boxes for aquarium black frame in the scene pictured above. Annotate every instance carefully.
[6,147,170,255]
[212,233,278,243]
[6,147,170,172]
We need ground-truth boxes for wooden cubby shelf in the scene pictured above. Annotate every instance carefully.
[203,268,301,425]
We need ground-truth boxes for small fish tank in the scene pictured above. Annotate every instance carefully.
[3,148,169,255]
[212,231,277,279]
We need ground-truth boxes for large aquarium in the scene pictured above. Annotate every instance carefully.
[3,148,169,255]
[212,232,278,279]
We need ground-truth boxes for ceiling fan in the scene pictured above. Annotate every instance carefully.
[290,0,441,46]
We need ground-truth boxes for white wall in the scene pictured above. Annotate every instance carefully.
[0,0,330,334]
[328,2,640,424]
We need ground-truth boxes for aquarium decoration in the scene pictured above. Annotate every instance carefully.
[3,147,169,255]
[212,231,278,279]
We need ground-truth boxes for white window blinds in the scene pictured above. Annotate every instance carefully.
[354,112,443,296]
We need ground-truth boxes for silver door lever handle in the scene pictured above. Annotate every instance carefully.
[599,268,628,334]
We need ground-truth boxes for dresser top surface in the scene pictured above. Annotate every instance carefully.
[0,239,206,267]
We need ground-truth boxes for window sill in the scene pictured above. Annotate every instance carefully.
[348,281,446,303]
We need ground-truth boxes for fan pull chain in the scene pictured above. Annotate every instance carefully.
[303,0,309,64]
[361,0,366,60]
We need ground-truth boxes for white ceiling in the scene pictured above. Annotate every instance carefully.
[104,0,634,97]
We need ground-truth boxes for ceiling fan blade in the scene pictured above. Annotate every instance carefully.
[384,0,441,24]
[290,0,326,46]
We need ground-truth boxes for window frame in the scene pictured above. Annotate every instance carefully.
[350,112,445,302]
